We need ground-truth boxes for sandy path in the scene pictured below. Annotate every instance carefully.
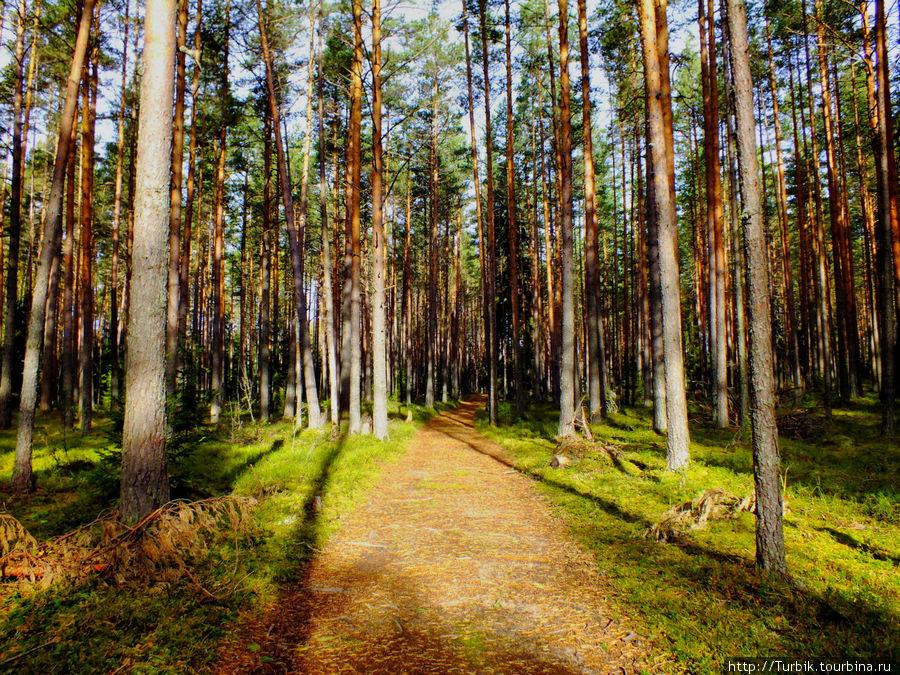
[217,397,653,674]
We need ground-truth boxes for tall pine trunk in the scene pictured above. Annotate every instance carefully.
[317,2,338,426]
[120,0,175,522]
[165,0,189,398]
[504,0,525,415]
[259,114,272,421]
[725,0,787,575]
[0,0,28,429]
[555,0,576,438]
[478,0,499,424]
[639,0,690,468]
[344,0,363,431]
[257,0,322,429]
[11,0,95,493]
[577,0,606,421]
[209,4,230,423]
[371,0,388,438]
[699,0,728,427]
[79,42,97,435]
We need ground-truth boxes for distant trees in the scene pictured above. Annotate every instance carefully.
[0,0,896,571]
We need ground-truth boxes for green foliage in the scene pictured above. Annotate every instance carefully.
[476,396,899,670]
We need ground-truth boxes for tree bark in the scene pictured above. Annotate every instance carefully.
[294,11,323,430]
[166,0,189,399]
[79,39,98,435]
[555,0,576,438]
[764,19,802,393]
[209,3,230,423]
[10,0,94,493]
[867,0,897,432]
[576,0,606,421]
[0,0,28,429]
[504,0,525,416]
[179,0,202,363]
[317,2,338,426]
[342,0,363,431]
[425,75,439,410]
[813,0,858,402]
[107,1,131,409]
[371,0,388,439]
[259,113,272,421]
[462,3,490,409]
[478,0,499,425]
[257,0,322,429]
[120,0,175,522]
[638,0,690,468]
[724,0,787,575]
[61,109,78,430]
[799,0,833,411]
[699,0,728,427]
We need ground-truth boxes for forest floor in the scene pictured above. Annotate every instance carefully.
[0,399,444,672]
[475,395,899,671]
[216,396,656,674]
[0,393,897,673]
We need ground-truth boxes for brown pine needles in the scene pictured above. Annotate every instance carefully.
[0,496,256,592]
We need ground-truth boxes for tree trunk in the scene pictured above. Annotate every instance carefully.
[638,0,690,468]
[503,0,525,416]
[555,0,576,438]
[425,78,438,410]
[462,3,491,409]
[317,1,338,426]
[107,2,131,409]
[257,0,322,429]
[342,0,363,431]
[867,0,897,432]
[294,12,323,430]
[724,0,787,575]
[764,19,802,393]
[79,40,97,435]
[478,0,499,425]
[179,0,202,367]
[699,0,728,427]
[799,0,833,411]
[402,173,414,414]
[371,0,388,438]
[61,111,78,430]
[576,0,605,421]
[813,0,858,402]
[166,0,188,399]
[209,3,230,423]
[120,0,175,522]
[0,0,28,429]
[259,113,272,421]
[11,0,94,494]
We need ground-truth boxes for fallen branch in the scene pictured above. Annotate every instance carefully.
[645,489,756,542]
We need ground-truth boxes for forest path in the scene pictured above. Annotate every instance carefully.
[217,396,653,674]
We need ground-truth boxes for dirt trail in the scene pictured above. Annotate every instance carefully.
[217,397,654,674]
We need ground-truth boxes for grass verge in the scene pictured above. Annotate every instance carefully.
[475,395,899,672]
[0,399,445,672]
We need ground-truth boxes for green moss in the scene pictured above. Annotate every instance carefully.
[476,394,899,671]
[0,400,437,672]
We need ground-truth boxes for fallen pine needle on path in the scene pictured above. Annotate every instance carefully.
[217,396,654,674]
